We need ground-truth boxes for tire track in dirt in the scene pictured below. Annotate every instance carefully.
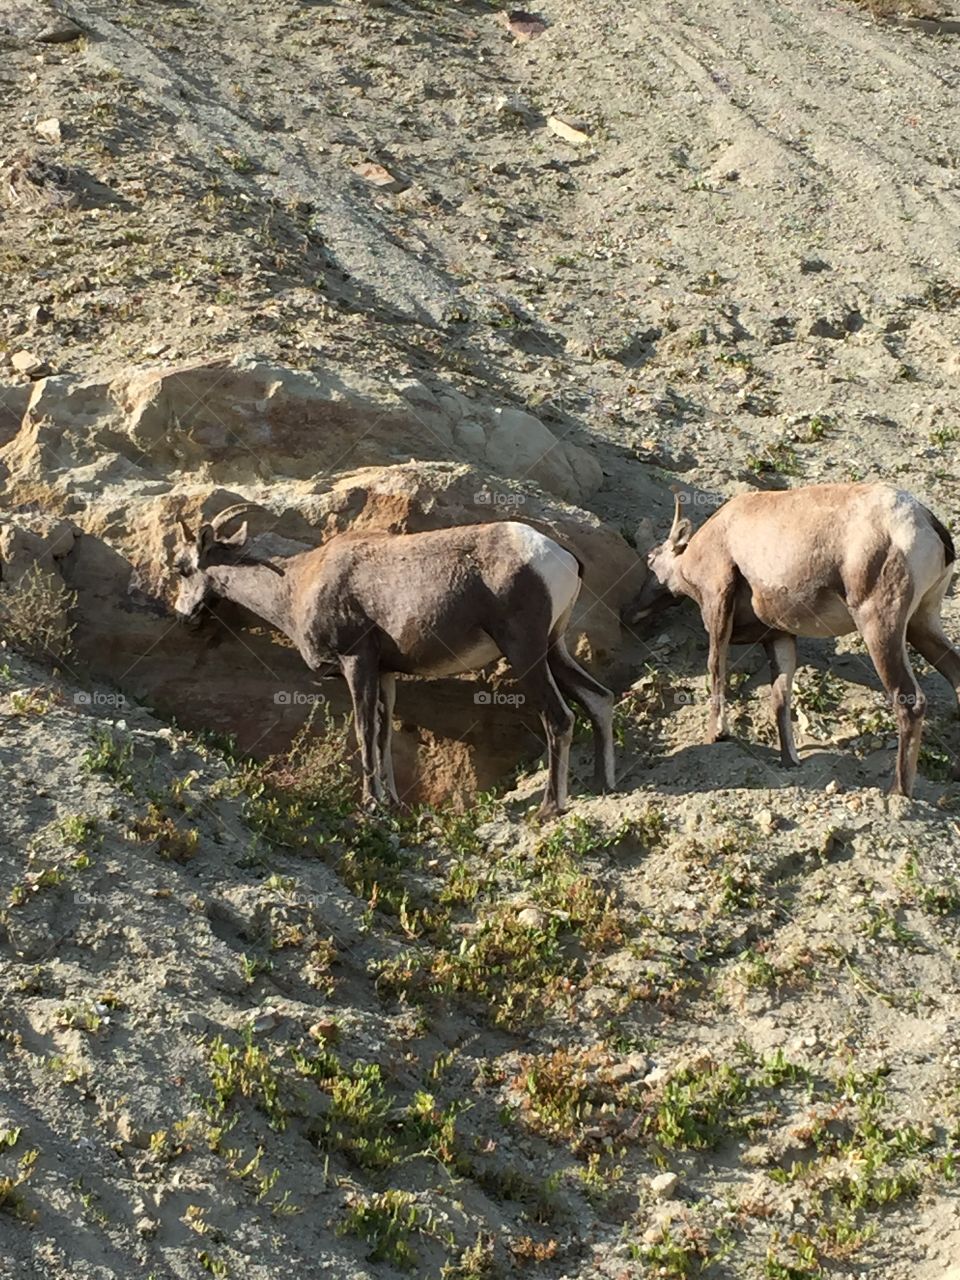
[69,0,461,327]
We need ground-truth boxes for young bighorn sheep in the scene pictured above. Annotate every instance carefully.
[172,505,616,817]
[625,483,960,796]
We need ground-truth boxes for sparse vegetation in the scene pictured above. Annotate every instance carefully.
[237,705,356,846]
[132,802,199,862]
[0,1129,38,1222]
[2,0,960,1276]
[0,564,76,664]
[82,728,134,788]
[339,1190,431,1269]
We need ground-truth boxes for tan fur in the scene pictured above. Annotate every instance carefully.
[642,482,960,797]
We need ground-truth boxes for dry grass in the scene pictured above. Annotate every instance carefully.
[0,562,76,663]
[1,149,78,212]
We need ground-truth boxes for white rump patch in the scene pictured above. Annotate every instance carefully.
[886,488,949,603]
[505,522,581,629]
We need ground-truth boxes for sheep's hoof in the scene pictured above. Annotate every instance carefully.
[537,801,565,822]
[780,755,801,770]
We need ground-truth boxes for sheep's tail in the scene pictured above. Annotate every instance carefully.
[924,505,956,567]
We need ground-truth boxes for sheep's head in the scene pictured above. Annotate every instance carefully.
[621,491,692,625]
[171,504,255,625]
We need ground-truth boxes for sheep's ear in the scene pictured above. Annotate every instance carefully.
[197,523,216,556]
[669,517,693,551]
[216,521,248,549]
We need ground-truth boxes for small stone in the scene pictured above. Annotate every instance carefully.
[756,808,777,833]
[308,1019,339,1044]
[742,1143,772,1167]
[497,9,547,40]
[352,161,409,193]
[252,1007,280,1033]
[605,1062,635,1084]
[10,350,45,376]
[805,315,846,340]
[27,303,51,326]
[650,1171,679,1200]
[494,93,538,124]
[825,779,841,795]
[516,906,546,929]
[37,16,83,43]
[136,1216,159,1238]
[547,115,591,145]
[642,1200,684,1242]
[643,1065,670,1087]
[886,793,912,819]
[35,117,62,144]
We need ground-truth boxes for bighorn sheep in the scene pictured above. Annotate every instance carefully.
[172,506,616,817]
[624,483,960,796]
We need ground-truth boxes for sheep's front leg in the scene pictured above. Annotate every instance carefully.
[764,634,801,768]
[703,582,736,744]
[378,672,399,805]
[340,651,385,810]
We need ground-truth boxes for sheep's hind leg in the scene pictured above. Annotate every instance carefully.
[907,604,960,710]
[907,595,960,780]
[764,634,801,768]
[485,626,574,820]
[547,637,616,792]
[340,650,386,810]
[859,614,926,798]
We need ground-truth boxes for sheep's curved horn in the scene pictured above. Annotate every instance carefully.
[209,503,259,535]
[668,485,686,537]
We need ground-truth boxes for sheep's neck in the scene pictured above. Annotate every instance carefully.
[208,563,297,643]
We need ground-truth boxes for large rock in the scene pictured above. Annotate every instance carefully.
[0,381,33,449]
[0,1,83,43]
[0,511,77,582]
[6,357,602,505]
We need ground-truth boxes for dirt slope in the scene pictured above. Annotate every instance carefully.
[3,1,960,1278]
